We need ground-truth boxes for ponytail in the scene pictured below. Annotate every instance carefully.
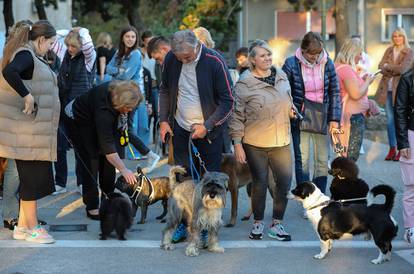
[1,20,56,69]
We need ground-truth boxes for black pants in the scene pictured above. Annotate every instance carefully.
[243,143,292,221]
[172,121,223,174]
[68,121,115,210]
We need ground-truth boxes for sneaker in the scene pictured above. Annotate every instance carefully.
[146,151,160,173]
[200,229,208,248]
[13,226,31,240]
[52,185,67,195]
[404,227,414,244]
[25,225,55,244]
[268,222,291,241]
[249,222,264,240]
[171,223,187,243]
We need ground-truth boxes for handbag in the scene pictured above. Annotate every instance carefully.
[299,98,328,134]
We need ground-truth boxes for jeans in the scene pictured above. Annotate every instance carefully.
[172,121,223,174]
[127,102,150,158]
[149,87,159,143]
[300,132,329,193]
[243,144,292,221]
[386,91,397,148]
[347,113,365,162]
[291,120,303,185]
[2,159,19,221]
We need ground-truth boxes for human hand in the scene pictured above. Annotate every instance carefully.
[329,121,340,134]
[234,144,247,164]
[121,168,137,185]
[400,148,411,159]
[191,124,207,139]
[22,94,35,115]
[160,121,173,143]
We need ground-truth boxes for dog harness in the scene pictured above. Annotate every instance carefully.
[130,172,156,205]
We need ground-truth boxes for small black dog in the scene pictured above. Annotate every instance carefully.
[115,166,171,224]
[99,192,133,240]
[328,157,369,204]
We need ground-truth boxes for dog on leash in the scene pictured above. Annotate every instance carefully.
[288,182,398,264]
[328,157,369,204]
[161,166,229,256]
[221,153,275,227]
[99,192,134,240]
[115,166,171,224]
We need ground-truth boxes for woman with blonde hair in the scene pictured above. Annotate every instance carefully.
[96,32,115,84]
[376,27,414,161]
[193,27,215,49]
[63,80,141,216]
[335,38,377,161]
[0,20,58,243]
[230,39,294,241]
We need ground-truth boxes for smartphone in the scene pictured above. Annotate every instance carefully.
[373,69,382,76]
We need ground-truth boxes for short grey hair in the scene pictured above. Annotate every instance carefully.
[248,39,273,70]
[171,30,199,53]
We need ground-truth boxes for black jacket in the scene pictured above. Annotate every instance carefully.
[72,82,144,157]
[159,45,234,138]
[395,69,414,150]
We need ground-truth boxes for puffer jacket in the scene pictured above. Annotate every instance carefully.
[395,69,414,150]
[282,52,342,123]
[229,67,293,148]
[0,44,60,161]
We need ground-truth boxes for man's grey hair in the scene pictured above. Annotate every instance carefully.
[171,30,199,53]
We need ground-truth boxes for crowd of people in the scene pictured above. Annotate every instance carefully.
[0,19,413,246]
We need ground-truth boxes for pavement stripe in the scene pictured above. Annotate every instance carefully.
[0,240,411,249]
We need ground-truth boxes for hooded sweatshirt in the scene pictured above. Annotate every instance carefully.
[295,48,328,104]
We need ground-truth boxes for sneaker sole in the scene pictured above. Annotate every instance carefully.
[249,234,263,240]
[13,234,27,240]
[268,233,291,241]
[25,237,55,244]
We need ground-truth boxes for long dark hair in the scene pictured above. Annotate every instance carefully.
[2,20,56,69]
[116,26,140,66]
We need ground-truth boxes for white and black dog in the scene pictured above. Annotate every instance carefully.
[288,182,398,264]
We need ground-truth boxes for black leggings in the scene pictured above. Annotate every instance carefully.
[243,144,292,221]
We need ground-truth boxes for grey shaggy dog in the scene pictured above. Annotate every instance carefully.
[161,166,229,256]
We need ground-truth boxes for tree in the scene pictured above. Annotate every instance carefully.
[334,0,349,55]
[34,0,59,20]
[3,0,14,38]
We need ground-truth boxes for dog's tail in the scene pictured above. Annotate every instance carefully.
[367,184,396,213]
[168,165,187,190]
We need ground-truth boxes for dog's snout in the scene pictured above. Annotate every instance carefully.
[209,192,216,199]
[328,169,333,175]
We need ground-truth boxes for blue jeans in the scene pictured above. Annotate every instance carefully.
[291,120,303,185]
[127,102,150,159]
[347,113,365,162]
[243,144,292,220]
[2,159,19,221]
[300,132,329,193]
[385,91,397,148]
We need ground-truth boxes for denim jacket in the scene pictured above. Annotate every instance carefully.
[107,49,144,94]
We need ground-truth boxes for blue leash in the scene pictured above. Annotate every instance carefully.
[188,135,207,182]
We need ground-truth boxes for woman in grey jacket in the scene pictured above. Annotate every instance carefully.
[229,40,294,241]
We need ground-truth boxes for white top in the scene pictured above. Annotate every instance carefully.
[175,45,204,131]
[142,51,156,80]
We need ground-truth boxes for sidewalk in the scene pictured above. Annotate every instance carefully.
[0,138,413,274]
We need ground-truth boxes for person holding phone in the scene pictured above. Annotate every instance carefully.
[335,38,377,161]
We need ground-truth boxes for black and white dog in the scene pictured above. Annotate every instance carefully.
[288,182,398,264]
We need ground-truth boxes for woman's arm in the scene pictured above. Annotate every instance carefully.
[387,49,414,76]
[114,50,142,80]
[105,153,137,184]
[2,51,34,97]
[78,28,96,72]
[106,52,119,76]
[99,56,106,79]
[394,73,411,151]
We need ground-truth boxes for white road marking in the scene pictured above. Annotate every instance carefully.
[0,240,411,249]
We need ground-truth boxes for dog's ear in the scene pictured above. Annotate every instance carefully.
[136,165,142,174]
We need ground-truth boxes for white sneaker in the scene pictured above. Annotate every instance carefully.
[13,226,31,240]
[146,151,160,173]
[52,185,67,195]
[404,227,414,244]
[25,225,55,244]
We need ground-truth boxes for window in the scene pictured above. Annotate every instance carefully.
[382,8,414,42]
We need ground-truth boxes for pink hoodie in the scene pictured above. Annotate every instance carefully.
[295,48,328,103]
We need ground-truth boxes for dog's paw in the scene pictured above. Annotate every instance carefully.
[185,245,200,257]
[208,245,225,253]
[314,253,327,260]
[160,243,175,251]
[371,258,384,265]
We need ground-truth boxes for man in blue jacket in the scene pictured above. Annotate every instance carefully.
[159,30,234,173]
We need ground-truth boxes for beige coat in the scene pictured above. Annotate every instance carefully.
[375,46,414,106]
[0,43,60,161]
[229,67,293,148]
